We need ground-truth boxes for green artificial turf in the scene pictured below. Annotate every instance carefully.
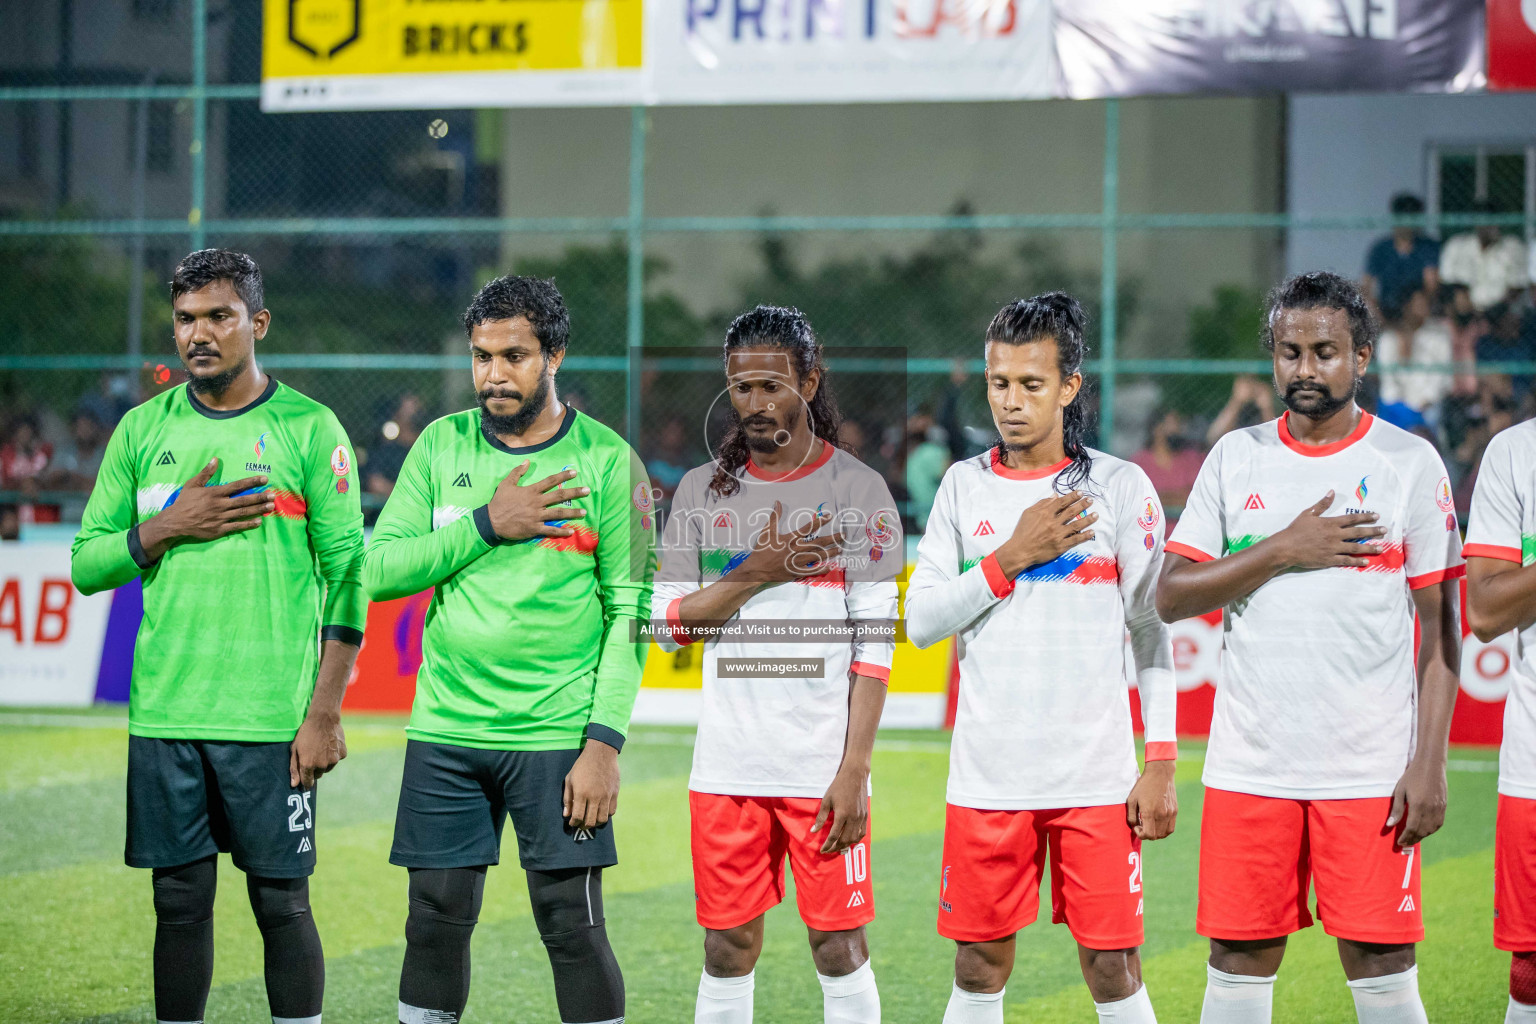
[0,712,1510,1022]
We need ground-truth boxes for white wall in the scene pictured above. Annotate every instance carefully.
[1286,92,1536,279]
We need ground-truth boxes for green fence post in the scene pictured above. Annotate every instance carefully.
[1099,98,1119,451]
[626,105,646,444]
[189,0,207,250]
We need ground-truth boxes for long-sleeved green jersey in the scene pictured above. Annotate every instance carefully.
[71,377,367,741]
[363,406,654,751]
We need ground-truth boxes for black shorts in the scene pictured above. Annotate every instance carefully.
[126,736,315,878]
[390,740,617,872]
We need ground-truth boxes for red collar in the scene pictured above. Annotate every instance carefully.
[746,438,834,481]
[989,447,1072,480]
[1277,410,1374,457]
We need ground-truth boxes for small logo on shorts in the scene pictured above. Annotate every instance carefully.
[1398,895,1415,912]
[940,865,953,913]
[847,891,865,908]
[297,837,312,853]
[573,827,593,842]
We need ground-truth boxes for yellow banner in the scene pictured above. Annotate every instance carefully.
[263,0,642,79]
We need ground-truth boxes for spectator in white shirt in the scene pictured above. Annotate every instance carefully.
[1440,199,1529,313]
[1375,289,1455,418]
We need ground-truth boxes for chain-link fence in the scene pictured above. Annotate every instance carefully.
[3,0,1535,536]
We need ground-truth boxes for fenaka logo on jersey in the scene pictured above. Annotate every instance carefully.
[973,520,995,537]
[1354,476,1369,505]
[1136,498,1160,532]
[1434,476,1455,513]
[1244,493,1265,511]
[286,0,362,60]
[247,432,273,473]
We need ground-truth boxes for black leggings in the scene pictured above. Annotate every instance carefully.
[399,865,624,1023]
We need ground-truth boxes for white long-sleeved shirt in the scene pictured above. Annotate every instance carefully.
[906,447,1176,810]
[652,442,900,798]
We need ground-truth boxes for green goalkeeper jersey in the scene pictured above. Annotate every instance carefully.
[71,377,367,742]
[363,406,654,751]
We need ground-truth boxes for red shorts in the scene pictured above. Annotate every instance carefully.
[689,791,874,932]
[1197,788,1423,944]
[1496,794,1536,951]
[937,803,1144,949]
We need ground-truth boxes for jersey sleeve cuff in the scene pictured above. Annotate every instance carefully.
[665,596,695,647]
[585,722,626,752]
[979,552,1016,598]
[126,524,157,569]
[1144,741,1178,762]
[1407,564,1466,590]
[1164,540,1215,563]
[850,661,891,684]
[1463,543,1523,564]
[320,624,365,646]
[471,505,500,547]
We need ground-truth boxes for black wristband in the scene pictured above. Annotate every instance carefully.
[472,505,500,547]
[320,625,365,647]
[126,524,157,570]
[584,723,625,752]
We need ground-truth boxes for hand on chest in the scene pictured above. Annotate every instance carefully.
[1226,465,1410,554]
[961,488,1119,585]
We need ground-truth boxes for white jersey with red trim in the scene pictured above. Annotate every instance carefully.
[1463,420,1536,800]
[652,442,900,798]
[1168,411,1464,800]
[904,448,1177,811]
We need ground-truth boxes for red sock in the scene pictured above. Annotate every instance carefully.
[1513,952,1536,1006]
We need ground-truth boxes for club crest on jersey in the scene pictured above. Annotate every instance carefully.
[1434,476,1454,512]
[1137,498,1159,532]
[713,511,734,529]
[1144,533,1155,550]
[331,444,350,477]
[973,520,995,537]
[1445,512,1456,531]
[632,482,654,513]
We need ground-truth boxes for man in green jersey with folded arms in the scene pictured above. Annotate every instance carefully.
[365,275,654,1024]
[72,248,366,1024]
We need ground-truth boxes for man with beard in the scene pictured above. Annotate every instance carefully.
[650,305,898,1024]
[1157,272,1463,1024]
[72,248,366,1024]
[364,275,653,1024]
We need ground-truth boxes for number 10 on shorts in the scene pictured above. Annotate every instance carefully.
[843,843,868,885]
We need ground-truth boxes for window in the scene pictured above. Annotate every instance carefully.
[1429,144,1534,240]
[127,101,175,175]
[132,0,176,23]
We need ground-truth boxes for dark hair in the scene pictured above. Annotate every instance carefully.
[708,305,843,498]
[985,292,1093,492]
[1389,192,1424,216]
[462,275,570,358]
[1262,271,1378,353]
[170,248,264,315]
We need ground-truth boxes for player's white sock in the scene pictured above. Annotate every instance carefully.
[697,969,754,1024]
[272,1017,321,1024]
[942,982,1004,1024]
[1095,982,1157,1022]
[1200,964,1275,1024]
[818,961,880,1023]
[1508,995,1536,1022]
[1345,966,1428,1024]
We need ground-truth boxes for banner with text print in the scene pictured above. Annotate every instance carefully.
[262,0,646,110]
[1054,0,1484,99]
[648,0,1054,105]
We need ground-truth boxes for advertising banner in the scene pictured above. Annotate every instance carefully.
[1055,0,1485,98]
[261,0,646,111]
[1487,0,1536,91]
[0,544,114,707]
[648,0,1054,105]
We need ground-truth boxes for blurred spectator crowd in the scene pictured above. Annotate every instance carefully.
[5,200,1533,542]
